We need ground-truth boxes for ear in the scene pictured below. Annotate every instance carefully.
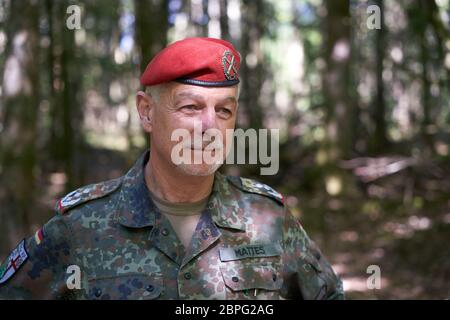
[136,91,155,133]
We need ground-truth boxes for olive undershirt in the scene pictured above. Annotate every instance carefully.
[148,189,210,250]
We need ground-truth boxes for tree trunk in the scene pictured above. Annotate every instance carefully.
[370,0,388,154]
[240,0,265,130]
[418,0,435,156]
[134,0,168,74]
[45,1,84,190]
[219,0,230,41]
[322,0,353,161]
[134,0,168,155]
[0,0,40,248]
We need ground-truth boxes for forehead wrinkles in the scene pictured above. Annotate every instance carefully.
[174,89,237,106]
[175,91,205,101]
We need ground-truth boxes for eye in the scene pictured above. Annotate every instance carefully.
[181,104,198,112]
[217,108,232,118]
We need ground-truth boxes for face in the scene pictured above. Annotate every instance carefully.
[137,82,238,176]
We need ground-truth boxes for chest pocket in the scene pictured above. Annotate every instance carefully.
[87,273,163,300]
[219,243,283,300]
[220,261,282,300]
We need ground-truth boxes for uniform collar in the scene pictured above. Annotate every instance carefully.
[209,172,246,231]
[116,150,246,232]
[117,151,156,228]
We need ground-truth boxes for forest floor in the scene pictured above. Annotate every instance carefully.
[2,147,448,299]
[298,165,450,299]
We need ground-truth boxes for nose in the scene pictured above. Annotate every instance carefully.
[200,105,217,132]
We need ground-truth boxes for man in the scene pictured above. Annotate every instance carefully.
[0,37,344,300]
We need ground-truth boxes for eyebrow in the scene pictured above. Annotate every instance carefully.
[175,91,237,105]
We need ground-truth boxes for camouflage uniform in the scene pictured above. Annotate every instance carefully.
[0,151,344,300]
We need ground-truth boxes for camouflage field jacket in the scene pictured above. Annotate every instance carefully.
[0,151,344,300]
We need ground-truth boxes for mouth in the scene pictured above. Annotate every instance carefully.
[188,145,223,151]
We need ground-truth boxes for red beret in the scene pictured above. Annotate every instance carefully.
[140,37,241,87]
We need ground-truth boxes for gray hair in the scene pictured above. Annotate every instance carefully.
[144,84,166,103]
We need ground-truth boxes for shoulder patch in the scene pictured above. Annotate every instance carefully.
[227,176,284,205]
[56,177,122,214]
[0,239,28,285]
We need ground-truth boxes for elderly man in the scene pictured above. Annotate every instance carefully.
[0,38,343,300]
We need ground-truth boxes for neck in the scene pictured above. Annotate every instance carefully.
[145,151,215,203]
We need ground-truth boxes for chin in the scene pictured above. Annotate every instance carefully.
[176,162,222,176]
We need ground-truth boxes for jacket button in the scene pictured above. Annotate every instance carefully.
[232,276,239,282]
[303,264,311,272]
[146,285,154,292]
[161,228,169,236]
[272,274,277,281]
[184,272,192,280]
[94,288,102,297]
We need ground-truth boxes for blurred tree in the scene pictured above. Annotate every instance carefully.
[0,0,40,245]
[134,0,169,150]
[370,0,388,154]
[219,0,230,41]
[418,0,434,156]
[134,0,168,73]
[322,0,354,162]
[240,0,274,130]
[45,0,84,190]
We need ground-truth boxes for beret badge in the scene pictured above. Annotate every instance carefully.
[222,50,238,81]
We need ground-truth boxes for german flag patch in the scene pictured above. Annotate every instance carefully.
[34,228,44,245]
